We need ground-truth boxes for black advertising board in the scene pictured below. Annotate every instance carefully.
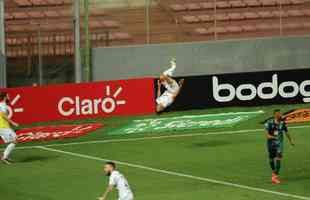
[155,68,310,111]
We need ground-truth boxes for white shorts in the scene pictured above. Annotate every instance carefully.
[156,95,174,108]
[119,193,134,200]
[0,128,17,143]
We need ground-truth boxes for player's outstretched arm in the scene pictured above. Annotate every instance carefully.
[157,80,162,97]
[178,79,185,88]
[285,132,295,146]
[98,185,113,200]
[173,79,185,99]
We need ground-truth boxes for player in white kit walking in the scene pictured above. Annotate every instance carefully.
[0,92,19,164]
[98,162,134,200]
[156,58,184,113]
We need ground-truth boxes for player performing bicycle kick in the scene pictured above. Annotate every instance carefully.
[156,58,184,113]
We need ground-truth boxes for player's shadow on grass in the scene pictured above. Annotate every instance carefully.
[19,155,59,163]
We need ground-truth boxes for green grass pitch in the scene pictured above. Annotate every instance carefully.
[1,104,310,200]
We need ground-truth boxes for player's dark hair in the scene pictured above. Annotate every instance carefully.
[274,109,281,114]
[0,92,8,101]
[106,162,116,169]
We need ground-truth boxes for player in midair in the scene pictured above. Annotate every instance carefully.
[264,109,294,184]
[98,162,134,200]
[0,92,19,164]
[156,58,184,113]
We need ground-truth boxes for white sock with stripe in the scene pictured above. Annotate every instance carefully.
[163,59,176,77]
[3,143,16,160]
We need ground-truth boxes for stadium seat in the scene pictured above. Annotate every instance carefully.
[198,15,213,22]
[303,9,310,17]
[195,27,211,35]
[199,2,214,9]
[276,0,290,5]
[186,3,201,11]
[170,4,187,12]
[5,13,13,20]
[228,12,245,20]
[89,8,106,16]
[261,0,277,6]
[45,10,59,18]
[216,13,229,21]
[214,26,227,34]
[182,15,200,23]
[272,10,289,17]
[27,11,43,18]
[102,20,120,28]
[216,1,231,9]
[244,12,259,19]
[287,10,304,17]
[15,0,32,6]
[256,23,272,31]
[303,21,310,28]
[226,26,243,33]
[245,0,261,7]
[59,10,72,17]
[13,12,28,19]
[284,22,303,29]
[291,0,305,5]
[242,24,257,31]
[270,23,280,30]
[113,32,132,40]
[258,11,274,18]
[230,1,247,8]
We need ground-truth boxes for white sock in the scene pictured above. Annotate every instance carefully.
[163,60,176,77]
[3,143,16,160]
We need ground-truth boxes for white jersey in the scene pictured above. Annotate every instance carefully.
[109,170,133,199]
[162,80,179,98]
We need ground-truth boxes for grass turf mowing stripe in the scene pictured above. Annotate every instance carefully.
[7,124,310,150]
[37,146,310,200]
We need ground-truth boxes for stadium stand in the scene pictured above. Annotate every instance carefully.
[4,0,310,59]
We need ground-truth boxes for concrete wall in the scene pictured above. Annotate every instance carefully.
[92,36,310,81]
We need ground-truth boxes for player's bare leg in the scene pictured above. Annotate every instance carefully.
[163,58,176,77]
[1,140,16,164]
[272,157,282,184]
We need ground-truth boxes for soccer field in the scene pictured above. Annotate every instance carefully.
[1,104,310,200]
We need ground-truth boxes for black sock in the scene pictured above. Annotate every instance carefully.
[276,160,281,175]
[269,159,275,171]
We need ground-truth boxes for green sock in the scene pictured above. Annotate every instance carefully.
[276,160,281,175]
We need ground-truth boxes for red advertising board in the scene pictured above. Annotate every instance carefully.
[1,78,155,124]
[0,123,103,144]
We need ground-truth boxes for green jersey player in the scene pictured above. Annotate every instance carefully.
[264,109,294,184]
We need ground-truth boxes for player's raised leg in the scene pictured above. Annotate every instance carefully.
[163,58,176,77]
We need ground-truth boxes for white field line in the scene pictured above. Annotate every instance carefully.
[4,125,310,150]
[38,146,310,200]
